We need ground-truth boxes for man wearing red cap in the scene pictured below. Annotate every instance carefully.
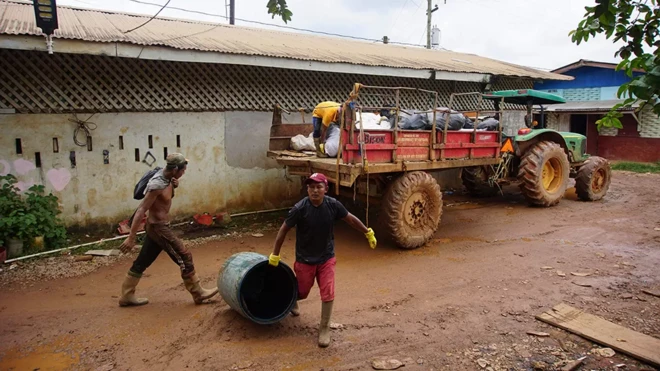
[268,172,377,347]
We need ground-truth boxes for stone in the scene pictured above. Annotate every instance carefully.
[557,271,566,277]
[532,361,547,370]
[593,347,615,357]
[477,359,489,368]
[371,358,404,370]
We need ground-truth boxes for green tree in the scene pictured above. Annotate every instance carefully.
[267,0,293,23]
[570,0,659,131]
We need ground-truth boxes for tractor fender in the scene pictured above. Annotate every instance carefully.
[514,129,570,160]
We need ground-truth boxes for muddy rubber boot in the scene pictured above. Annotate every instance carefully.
[314,138,328,158]
[118,273,149,307]
[318,301,333,347]
[291,301,300,317]
[183,274,219,304]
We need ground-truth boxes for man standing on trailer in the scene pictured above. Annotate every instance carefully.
[312,101,342,158]
[268,173,377,347]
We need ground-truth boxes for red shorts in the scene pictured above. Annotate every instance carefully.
[294,257,336,302]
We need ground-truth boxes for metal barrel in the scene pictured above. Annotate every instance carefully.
[218,252,298,325]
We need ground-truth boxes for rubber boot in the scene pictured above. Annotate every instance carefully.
[118,273,149,307]
[291,301,300,317]
[318,301,334,347]
[314,138,328,158]
[183,274,219,304]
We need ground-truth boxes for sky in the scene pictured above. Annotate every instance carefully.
[57,0,626,71]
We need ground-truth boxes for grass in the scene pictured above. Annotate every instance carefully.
[611,161,660,174]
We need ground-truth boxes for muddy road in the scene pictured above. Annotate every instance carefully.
[1,171,659,371]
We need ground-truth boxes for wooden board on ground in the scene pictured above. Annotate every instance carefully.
[536,303,660,367]
[85,249,120,257]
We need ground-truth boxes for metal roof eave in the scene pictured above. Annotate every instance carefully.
[0,34,501,82]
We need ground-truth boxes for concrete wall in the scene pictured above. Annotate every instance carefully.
[501,111,526,137]
[0,112,300,227]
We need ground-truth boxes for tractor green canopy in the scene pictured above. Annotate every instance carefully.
[483,89,566,105]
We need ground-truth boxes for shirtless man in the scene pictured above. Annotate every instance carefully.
[118,153,218,306]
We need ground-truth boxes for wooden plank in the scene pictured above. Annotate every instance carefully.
[536,303,660,367]
[270,124,313,137]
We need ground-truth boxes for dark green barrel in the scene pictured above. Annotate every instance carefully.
[218,252,298,325]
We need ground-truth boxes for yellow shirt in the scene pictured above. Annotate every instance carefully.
[312,101,341,127]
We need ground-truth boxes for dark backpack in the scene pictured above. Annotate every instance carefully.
[133,167,162,200]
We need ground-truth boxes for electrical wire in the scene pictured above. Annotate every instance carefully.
[124,0,171,34]
[125,0,426,47]
[69,113,97,147]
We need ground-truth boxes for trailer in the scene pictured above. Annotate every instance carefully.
[268,83,506,249]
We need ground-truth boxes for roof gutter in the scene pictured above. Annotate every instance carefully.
[1,35,496,83]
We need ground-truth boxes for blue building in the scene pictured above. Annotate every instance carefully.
[534,60,659,162]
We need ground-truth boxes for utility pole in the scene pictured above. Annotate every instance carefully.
[426,1,438,49]
[229,0,235,25]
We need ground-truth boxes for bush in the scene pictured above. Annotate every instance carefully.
[0,174,67,251]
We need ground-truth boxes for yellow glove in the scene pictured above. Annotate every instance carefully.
[319,143,325,153]
[365,228,377,249]
[268,253,280,267]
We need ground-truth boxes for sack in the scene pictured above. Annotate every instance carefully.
[133,167,162,200]
[291,133,315,151]
[324,125,340,157]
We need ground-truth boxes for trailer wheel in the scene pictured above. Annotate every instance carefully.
[575,156,611,201]
[461,166,498,197]
[518,141,569,207]
[382,171,442,249]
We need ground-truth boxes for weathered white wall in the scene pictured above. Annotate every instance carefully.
[0,112,300,227]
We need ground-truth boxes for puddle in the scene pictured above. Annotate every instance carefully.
[0,343,80,371]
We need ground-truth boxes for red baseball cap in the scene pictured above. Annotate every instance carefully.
[305,173,328,186]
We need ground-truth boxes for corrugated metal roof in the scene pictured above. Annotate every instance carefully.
[0,0,571,81]
[545,100,640,112]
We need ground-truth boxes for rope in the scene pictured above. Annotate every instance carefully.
[357,107,370,228]
[69,114,97,147]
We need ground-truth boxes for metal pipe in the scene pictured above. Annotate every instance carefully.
[3,207,292,264]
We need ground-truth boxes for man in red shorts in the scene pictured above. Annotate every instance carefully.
[268,173,377,347]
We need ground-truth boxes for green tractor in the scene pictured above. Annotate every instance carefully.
[461,89,612,206]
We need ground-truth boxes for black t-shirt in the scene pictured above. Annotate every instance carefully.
[285,196,349,265]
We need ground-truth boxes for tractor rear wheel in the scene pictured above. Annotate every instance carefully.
[575,156,611,201]
[461,166,498,197]
[517,141,570,207]
[381,171,442,249]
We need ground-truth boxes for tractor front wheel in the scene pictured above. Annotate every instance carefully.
[381,171,442,249]
[518,141,570,207]
[575,156,611,201]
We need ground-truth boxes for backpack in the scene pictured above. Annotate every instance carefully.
[133,167,162,200]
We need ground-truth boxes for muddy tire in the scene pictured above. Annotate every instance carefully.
[461,166,498,197]
[575,156,611,201]
[517,141,570,207]
[381,171,442,249]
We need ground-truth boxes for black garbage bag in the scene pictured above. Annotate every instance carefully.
[430,110,467,131]
[396,112,430,130]
[477,118,499,131]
